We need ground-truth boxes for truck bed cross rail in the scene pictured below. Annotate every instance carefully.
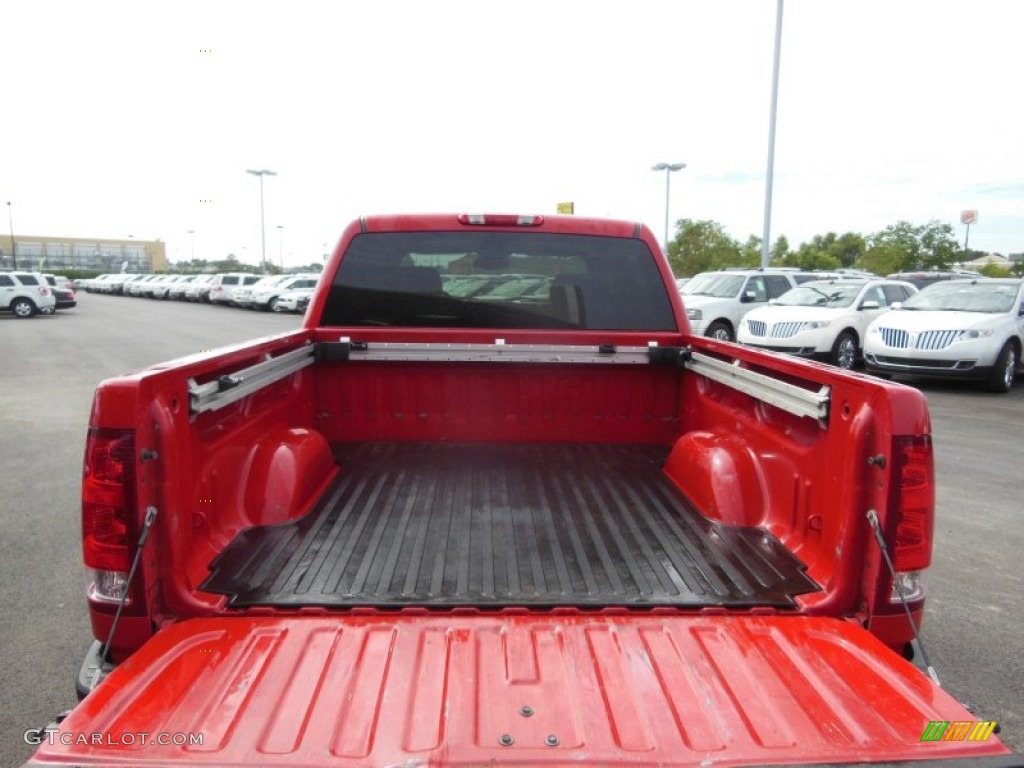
[187,344,315,415]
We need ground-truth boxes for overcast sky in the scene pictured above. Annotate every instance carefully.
[3,0,1022,268]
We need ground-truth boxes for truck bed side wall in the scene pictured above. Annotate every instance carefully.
[673,338,903,615]
[92,332,333,625]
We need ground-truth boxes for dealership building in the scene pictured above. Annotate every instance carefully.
[0,234,166,273]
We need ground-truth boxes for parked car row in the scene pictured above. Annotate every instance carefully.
[79,272,321,313]
[737,277,918,369]
[0,271,77,317]
[680,269,1023,393]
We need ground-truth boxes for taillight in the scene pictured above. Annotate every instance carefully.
[82,429,136,603]
[887,435,934,601]
[457,213,544,227]
[39,285,50,296]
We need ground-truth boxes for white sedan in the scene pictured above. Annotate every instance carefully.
[864,278,1024,393]
[737,279,917,369]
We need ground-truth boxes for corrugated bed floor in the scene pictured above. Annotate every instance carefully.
[201,442,819,609]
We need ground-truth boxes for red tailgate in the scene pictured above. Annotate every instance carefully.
[28,615,1013,767]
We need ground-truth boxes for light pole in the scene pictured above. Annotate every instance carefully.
[246,169,276,272]
[761,0,784,268]
[651,163,686,252]
[6,201,17,270]
[188,230,195,261]
[276,225,284,272]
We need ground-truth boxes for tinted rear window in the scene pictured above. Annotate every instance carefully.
[321,231,676,330]
[15,274,40,286]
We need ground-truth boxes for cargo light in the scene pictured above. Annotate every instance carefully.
[888,435,934,603]
[82,429,136,604]
[457,214,544,227]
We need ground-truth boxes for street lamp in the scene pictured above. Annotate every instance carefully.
[276,225,284,272]
[188,230,195,261]
[761,0,784,268]
[651,162,686,251]
[6,201,17,270]
[246,169,277,272]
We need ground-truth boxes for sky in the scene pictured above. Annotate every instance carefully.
[3,0,1022,268]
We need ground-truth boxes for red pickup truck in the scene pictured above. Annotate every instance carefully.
[26,214,1016,766]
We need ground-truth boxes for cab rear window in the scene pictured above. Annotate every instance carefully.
[321,231,676,331]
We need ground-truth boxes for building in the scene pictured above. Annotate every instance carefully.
[961,253,1011,269]
[0,234,166,273]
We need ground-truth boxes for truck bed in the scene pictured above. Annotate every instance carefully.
[201,442,819,609]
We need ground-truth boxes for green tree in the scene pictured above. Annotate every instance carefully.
[667,219,741,276]
[863,220,960,274]
[919,221,960,270]
[775,233,840,271]
[979,263,1012,278]
[738,236,764,268]
[830,232,866,268]
[771,235,791,265]
[793,238,841,271]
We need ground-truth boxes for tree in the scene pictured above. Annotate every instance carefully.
[773,233,840,271]
[667,219,741,276]
[863,220,960,275]
[771,235,791,265]
[739,236,764,268]
[979,263,1012,278]
[792,238,841,271]
[918,221,960,270]
[830,232,866,268]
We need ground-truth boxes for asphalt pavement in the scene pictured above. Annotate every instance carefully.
[1,293,1020,765]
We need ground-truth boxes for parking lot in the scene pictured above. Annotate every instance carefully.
[2,293,1021,765]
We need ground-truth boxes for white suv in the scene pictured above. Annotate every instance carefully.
[208,273,262,305]
[680,269,810,341]
[250,275,319,312]
[737,278,917,369]
[0,271,57,317]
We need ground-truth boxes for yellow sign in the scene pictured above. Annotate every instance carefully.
[557,202,574,215]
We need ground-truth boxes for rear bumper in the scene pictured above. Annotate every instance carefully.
[75,640,113,700]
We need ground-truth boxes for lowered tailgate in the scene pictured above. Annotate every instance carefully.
[27,615,1015,767]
